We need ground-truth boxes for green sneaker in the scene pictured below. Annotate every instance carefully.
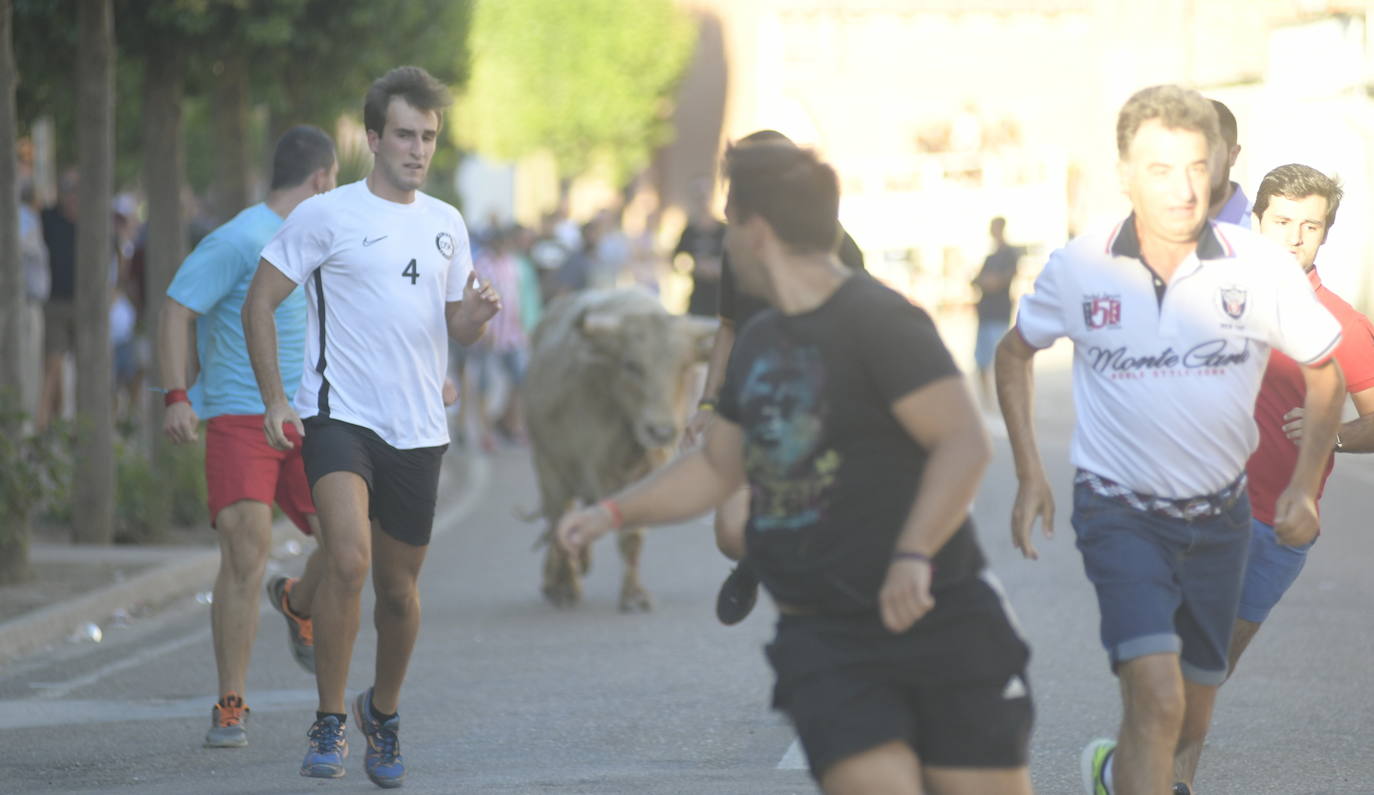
[1079,738,1114,795]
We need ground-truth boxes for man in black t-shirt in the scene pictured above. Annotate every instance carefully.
[682,130,866,626]
[557,141,1032,793]
[673,178,727,317]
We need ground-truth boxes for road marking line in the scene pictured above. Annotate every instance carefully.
[25,453,488,701]
[1,688,319,730]
[777,738,807,770]
[30,628,209,700]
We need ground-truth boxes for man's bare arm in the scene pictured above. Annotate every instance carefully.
[1288,359,1345,493]
[889,376,991,557]
[242,260,305,450]
[158,297,201,443]
[445,273,501,347]
[682,319,736,447]
[995,330,1055,558]
[158,297,199,392]
[1273,359,1344,546]
[700,320,735,402]
[1334,387,1374,453]
[556,417,746,551]
[241,260,298,408]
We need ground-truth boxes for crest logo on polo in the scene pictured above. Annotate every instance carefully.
[1218,285,1248,320]
[435,232,455,259]
[1082,294,1122,330]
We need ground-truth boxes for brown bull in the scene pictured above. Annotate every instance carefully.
[523,287,716,611]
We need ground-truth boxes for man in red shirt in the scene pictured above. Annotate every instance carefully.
[1178,163,1374,785]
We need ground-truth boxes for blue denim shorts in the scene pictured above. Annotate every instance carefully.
[1237,518,1314,624]
[1070,482,1251,686]
[974,320,1007,370]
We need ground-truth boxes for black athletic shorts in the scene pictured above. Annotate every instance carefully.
[766,574,1033,780]
[301,416,447,547]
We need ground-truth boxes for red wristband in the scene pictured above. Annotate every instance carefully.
[599,499,624,529]
[164,389,190,407]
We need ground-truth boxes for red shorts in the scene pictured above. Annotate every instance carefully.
[205,414,315,535]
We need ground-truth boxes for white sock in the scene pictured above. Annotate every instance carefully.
[1103,750,1115,794]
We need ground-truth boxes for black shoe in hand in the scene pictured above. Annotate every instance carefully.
[715,563,759,625]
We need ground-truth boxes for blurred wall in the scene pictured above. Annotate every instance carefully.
[656,0,1374,314]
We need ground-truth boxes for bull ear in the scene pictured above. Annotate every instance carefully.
[678,316,719,361]
[580,311,622,335]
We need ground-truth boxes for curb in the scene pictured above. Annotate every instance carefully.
[0,519,299,665]
[0,448,482,665]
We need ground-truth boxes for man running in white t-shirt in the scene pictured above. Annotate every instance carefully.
[243,66,501,788]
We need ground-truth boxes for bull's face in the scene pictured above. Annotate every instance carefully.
[580,311,717,450]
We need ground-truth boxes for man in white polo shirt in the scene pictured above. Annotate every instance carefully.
[243,66,500,788]
[995,85,1344,795]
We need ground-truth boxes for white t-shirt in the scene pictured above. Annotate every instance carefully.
[1016,217,1340,498]
[260,180,473,449]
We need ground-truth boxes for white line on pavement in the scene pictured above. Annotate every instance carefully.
[1,688,319,730]
[29,628,210,700]
[777,738,807,770]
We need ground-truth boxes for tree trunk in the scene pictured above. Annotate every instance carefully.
[72,0,114,545]
[137,41,186,537]
[0,0,21,406]
[212,51,250,218]
[0,0,32,582]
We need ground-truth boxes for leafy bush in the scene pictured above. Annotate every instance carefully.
[113,435,209,544]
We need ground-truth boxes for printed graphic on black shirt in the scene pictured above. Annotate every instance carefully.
[739,345,841,532]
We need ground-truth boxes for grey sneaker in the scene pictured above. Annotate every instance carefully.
[267,576,315,673]
[204,693,249,748]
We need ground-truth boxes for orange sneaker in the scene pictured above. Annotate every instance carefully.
[266,576,315,673]
[204,693,249,748]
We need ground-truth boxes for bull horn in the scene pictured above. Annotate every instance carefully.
[678,315,719,337]
[581,311,622,334]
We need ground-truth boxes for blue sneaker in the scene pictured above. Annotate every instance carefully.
[300,715,348,778]
[353,688,405,789]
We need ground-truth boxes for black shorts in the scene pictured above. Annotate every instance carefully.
[301,416,447,546]
[766,574,1033,779]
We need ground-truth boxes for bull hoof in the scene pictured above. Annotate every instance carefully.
[618,588,653,613]
[542,582,581,608]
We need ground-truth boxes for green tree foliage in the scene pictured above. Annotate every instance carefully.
[458,0,696,182]
[16,0,472,192]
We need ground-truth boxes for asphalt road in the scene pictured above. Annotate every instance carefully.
[2,352,1373,794]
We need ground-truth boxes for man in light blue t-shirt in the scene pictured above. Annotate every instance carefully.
[159,126,337,749]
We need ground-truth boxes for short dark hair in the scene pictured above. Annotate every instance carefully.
[364,66,453,137]
[1253,163,1343,231]
[270,125,335,190]
[1210,99,1238,149]
[739,129,793,146]
[1116,85,1221,159]
[724,142,839,255]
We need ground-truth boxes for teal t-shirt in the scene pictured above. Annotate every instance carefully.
[166,203,306,419]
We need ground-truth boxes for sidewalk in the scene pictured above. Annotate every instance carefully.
[0,518,305,665]
[0,449,481,666]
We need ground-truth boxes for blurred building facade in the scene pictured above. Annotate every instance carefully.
[656,0,1374,315]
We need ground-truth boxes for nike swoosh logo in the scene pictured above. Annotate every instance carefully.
[362,236,388,247]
